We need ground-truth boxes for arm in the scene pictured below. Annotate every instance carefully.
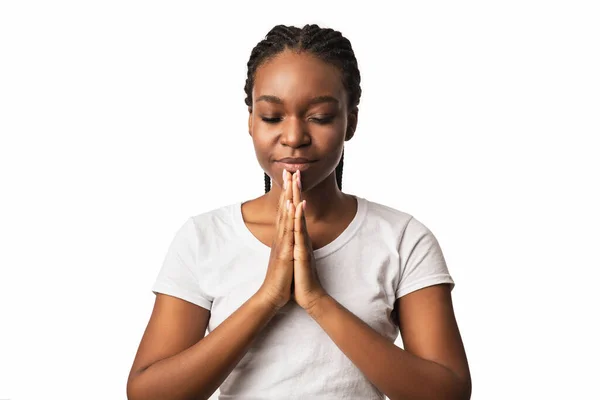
[127,291,279,400]
[307,284,471,400]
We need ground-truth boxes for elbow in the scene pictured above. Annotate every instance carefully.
[447,373,471,400]
[389,373,471,400]
[127,367,209,400]
[126,373,140,400]
[126,368,149,400]
[446,365,472,400]
[458,375,472,400]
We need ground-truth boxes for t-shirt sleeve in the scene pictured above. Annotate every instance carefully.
[151,217,213,310]
[395,216,455,299]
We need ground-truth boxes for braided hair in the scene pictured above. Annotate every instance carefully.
[244,24,361,193]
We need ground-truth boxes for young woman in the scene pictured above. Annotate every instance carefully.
[127,24,471,400]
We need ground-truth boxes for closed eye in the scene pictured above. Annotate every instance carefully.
[261,116,282,123]
[260,115,334,124]
[310,115,334,124]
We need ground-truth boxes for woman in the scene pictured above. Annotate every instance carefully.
[127,24,471,400]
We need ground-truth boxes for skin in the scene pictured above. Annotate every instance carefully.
[127,48,471,400]
[243,50,358,251]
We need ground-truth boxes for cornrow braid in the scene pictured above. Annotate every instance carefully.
[335,149,344,190]
[244,24,361,193]
[264,172,271,193]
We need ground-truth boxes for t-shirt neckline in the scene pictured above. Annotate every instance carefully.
[232,195,367,259]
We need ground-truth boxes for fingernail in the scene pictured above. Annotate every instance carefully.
[284,179,288,190]
[302,200,306,210]
[297,173,302,190]
[282,169,285,181]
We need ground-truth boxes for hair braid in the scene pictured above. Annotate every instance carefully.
[335,149,344,190]
[245,24,361,193]
[264,172,271,193]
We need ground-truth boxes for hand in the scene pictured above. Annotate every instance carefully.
[290,170,327,311]
[256,169,295,311]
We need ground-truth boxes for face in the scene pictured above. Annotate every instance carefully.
[248,50,357,192]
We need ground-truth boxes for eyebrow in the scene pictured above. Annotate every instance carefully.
[256,95,339,106]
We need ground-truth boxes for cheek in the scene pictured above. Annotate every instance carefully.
[315,123,346,149]
[321,118,347,142]
[251,135,274,173]
[252,128,275,150]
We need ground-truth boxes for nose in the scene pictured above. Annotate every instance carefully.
[280,116,310,148]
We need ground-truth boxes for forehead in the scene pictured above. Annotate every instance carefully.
[253,50,346,107]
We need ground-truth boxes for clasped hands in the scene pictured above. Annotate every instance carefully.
[280,168,327,312]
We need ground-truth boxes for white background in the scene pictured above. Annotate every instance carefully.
[1,1,598,399]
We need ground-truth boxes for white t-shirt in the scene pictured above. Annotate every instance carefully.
[152,195,455,399]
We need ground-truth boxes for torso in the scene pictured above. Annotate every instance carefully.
[241,195,403,327]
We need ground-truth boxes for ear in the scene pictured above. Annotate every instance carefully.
[247,107,253,137]
[345,106,358,141]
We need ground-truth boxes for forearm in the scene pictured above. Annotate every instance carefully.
[127,292,279,400]
[308,295,468,400]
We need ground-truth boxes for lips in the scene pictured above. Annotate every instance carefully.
[277,157,313,163]
[276,158,316,172]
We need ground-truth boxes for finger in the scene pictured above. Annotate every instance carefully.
[286,169,293,204]
[281,170,293,233]
[284,196,295,252]
[292,170,302,207]
[276,170,290,230]
[294,200,311,260]
[300,199,313,252]
[275,198,294,261]
[279,166,286,189]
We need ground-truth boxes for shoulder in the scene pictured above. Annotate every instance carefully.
[190,202,237,228]
[363,197,412,221]
[361,197,432,237]
[175,202,240,248]
[358,197,445,258]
